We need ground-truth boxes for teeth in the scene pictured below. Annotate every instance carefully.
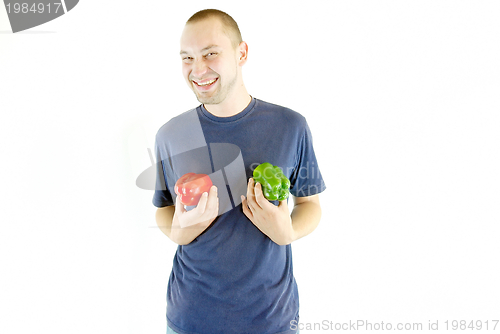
[196,79,216,86]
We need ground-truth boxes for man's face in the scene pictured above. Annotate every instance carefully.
[180,18,239,105]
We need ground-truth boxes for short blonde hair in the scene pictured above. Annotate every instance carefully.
[186,9,243,49]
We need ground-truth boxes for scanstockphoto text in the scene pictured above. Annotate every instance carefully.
[290,319,500,331]
[249,161,322,182]
[249,161,324,197]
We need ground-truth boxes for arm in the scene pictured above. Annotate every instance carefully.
[290,194,321,241]
[156,185,219,245]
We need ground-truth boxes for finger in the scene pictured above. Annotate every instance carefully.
[205,186,219,218]
[213,191,220,217]
[241,195,253,220]
[195,191,209,215]
[246,177,254,199]
[278,199,288,210]
[278,199,291,218]
[253,182,265,209]
[246,178,258,210]
[175,195,186,214]
[247,181,264,211]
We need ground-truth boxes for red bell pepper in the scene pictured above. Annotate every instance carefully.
[174,173,213,206]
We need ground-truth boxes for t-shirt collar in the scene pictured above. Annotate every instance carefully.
[199,96,256,123]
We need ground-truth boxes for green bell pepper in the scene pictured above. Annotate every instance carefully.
[252,162,290,201]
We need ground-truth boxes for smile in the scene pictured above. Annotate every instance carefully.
[193,78,217,86]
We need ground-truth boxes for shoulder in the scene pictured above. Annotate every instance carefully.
[254,98,307,128]
[155,107,198,140]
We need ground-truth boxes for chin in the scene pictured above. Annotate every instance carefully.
[197,97,220,105]
[195,92,222,105]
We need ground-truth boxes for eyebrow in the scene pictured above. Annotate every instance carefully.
[180,44,220,55]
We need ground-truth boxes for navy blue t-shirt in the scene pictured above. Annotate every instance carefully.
[153,97,326,334]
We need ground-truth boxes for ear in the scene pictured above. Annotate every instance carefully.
[237,41,249,66]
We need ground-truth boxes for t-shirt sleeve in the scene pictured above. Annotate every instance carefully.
[289,120,326,197]
[152,137,175,208]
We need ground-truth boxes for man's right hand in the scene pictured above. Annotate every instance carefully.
[167,185,219,245]
[174,185,219,229]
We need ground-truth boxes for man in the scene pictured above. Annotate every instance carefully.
[154,9,325,334]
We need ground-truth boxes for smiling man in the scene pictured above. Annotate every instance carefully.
[154,9,326,334]
[180,11,251,117]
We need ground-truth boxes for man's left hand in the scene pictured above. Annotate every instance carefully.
[241,178,294,245]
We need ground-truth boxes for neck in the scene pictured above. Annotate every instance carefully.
[204,85,252,118]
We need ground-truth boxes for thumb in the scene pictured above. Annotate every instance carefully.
[175,195,186,214]
[278,199,290,212]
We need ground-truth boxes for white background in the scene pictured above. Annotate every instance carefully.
[1,1,499,333]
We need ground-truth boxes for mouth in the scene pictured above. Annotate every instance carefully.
[192,78,218,91]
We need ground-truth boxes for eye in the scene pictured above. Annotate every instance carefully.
[182,56,193,62]
[205,52,217,58]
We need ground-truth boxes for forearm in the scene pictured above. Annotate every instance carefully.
[155,206,207,245]
[290,200,322,242]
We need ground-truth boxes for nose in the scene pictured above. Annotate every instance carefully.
[191,58,209,79]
